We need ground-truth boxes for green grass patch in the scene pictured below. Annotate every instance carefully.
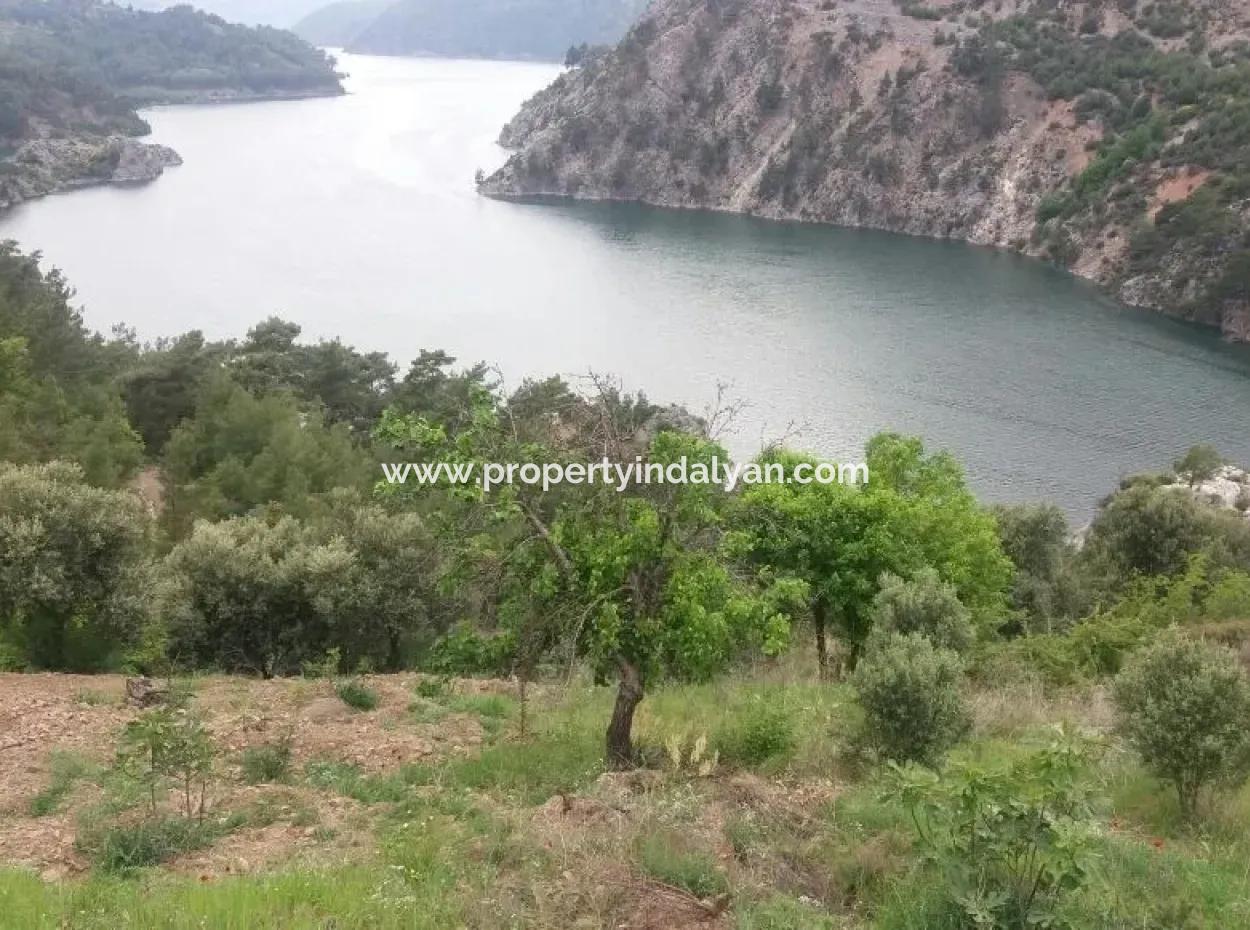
[634,828,728,897]
[239,740,293,785]
[0,866,469,929]
[334,679,379,712]
[304,760,430,804]
[79,817,222,873]
[29,751,98,816]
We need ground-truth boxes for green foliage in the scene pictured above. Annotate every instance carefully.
[713,698,795,769]
[991,503,1080,631]
[80,816,220,873]
[118,707,216,821]
[886,731,1101,930]
[29,751,98,816]
[239,738,293,785]
[426,624,517,676]
[870,569,975,652]
[0,244,142,485]
[1082,482,1250,589]
[0,461,151,670]
[162,373,374,533]
[1113,631,1250,819]
[634,829,729,897]
[162,516,355,677]
[731,435,1010,664]
[1174,444,1224,487]
[0,0,338,143]
[853,633,969,766]
[335,678,380,712]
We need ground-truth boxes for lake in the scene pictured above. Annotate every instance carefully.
[3,51,1250,516]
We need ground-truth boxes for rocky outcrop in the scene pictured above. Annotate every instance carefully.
[1168,465,1250,520]
[483,0,1250,341]
[1,138,183,211]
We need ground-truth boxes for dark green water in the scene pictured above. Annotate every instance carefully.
[2,52,1248,516]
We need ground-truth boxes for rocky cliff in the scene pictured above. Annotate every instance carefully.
[482,0,1250,341]
[0,0,342,211]
[0,139,183,212]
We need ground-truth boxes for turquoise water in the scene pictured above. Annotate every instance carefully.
[3,51,1249,515]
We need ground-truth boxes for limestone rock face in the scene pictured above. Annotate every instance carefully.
[483,0,1250,341]
[0,137,182,210]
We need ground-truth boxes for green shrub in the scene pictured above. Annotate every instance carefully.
[239,737,293,784]
[869,569,974,652]
[335,679,379,712]
[414,676,449,700]
[426,626,516,677]
[886,731,1100,930]
[82,816,219,872]
[1113,630,1250,818]
[852,633,969,766]
[714,699,795,768]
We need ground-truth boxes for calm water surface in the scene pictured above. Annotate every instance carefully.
[4,51,1250,516]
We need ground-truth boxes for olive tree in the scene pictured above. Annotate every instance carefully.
[852,632,970,766]
[1113,631,1250,819]
[869,568,974,652]
[162,515,356,676]
[0,461,151,669]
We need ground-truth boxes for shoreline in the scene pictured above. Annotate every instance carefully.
[479,186,1249,347]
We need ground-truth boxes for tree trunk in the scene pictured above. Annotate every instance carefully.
[813,599,829,678]
[606,658,644,769]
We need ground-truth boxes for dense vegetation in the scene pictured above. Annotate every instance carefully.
[0,0,340,158]
[292,0,648,62]
[4,242,1250,925]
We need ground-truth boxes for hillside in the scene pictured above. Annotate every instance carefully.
[482,0,1250,341]
[291,0,394,47]
[0,0,342,210]
[318,0,650,61]
[126,0,343,28]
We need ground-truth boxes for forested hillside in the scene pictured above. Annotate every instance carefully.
[5,241,1250,924]
[483,0,1250,341]
[0,0,341,210]
[292,0,649,61]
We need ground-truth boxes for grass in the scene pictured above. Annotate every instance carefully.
[334,679,379,712]
[29,752,99,817]
[634,828,728,897]
[239,740,293,785]
[0,867,469,929]
[9,662,1250,928]
[78,816,222,873]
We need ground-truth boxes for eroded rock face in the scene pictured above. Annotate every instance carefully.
[1,137,183,210]
[483,0,1250,341]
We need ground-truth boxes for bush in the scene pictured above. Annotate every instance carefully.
[425,626,516,677]
[852,633,969,766]
[714,699,795,768]
[82,817,219,873]
[886,731,1100,930]
[239,737,293,784]
[1113,631,1250,818]
[869,569,974,652]
[335,678,379,712]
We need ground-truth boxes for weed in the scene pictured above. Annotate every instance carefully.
[239,737,293,784]
[335,679,379,712]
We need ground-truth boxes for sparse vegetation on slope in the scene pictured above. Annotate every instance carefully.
[483,0,1250,340]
